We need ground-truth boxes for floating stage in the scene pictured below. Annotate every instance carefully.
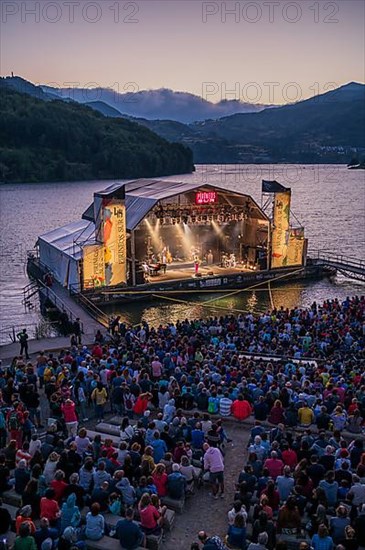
[26,178,336,320]
[81,262,335,308]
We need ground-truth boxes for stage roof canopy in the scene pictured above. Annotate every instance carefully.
[82,179,267,230]
[38,219,95,260]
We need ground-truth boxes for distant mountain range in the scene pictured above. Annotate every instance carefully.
[41,85,270,123]
[2,76,365,164]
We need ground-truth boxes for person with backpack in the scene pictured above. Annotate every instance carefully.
[17,329,29,360]
[7,404,24,448]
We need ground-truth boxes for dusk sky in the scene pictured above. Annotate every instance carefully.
[1,0,364,104]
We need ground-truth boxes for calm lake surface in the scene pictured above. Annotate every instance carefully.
[0,165,364,344]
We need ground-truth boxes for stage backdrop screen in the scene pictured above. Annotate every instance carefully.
[102,198,127,286]
[83,244,105,290]
[271,191,291,268]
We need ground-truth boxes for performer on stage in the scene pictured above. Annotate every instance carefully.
[207,250,214,265]
[194,254,200,275]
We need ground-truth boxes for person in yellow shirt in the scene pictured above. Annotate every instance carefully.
[298,403,314,426]
[91,382,108,421]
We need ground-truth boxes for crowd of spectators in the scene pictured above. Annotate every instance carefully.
[0,295,364,550]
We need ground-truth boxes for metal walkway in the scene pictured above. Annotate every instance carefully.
[310,250,365,282]
[38,280,108,337]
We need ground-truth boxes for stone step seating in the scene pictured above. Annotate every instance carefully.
[1,488,22,507]
[96,422,120,437]
[85,537,142,550]
[2,502,19,518]
[161,495,185,514]
[164,508,175,531]
[108,416,130,426]
[85,531,161,550]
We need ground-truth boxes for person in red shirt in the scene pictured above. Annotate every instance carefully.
[61,398,78,437]
[92,344,103,359]
[231,395,252,421]
[133,392,152,416]
[152,464,168,497]
[264,451,284,480]
[40,488,61,525]
[101,439,116,459]
[282,444,298,470]
[15,505,36,535]
[138,493,161,535]
[50,470,68,502]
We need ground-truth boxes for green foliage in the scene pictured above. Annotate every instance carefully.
[0,84,194,183]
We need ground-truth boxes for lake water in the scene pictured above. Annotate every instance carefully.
[0,165,364,344]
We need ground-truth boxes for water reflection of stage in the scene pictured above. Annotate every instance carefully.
[143,260,257,282]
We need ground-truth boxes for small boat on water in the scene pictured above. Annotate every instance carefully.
[348,163,365,170]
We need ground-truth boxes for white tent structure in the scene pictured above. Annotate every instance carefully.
[37,219,95,289]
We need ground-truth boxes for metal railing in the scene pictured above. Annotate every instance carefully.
[309,249,365,269]
[73,292,110,328]
[38,280,84,334]
[0,320,60,345]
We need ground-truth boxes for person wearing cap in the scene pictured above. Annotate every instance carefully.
[15,505,36,535]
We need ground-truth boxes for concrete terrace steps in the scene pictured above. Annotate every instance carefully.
[107,411,365,442]
[95,422,121,437]
[1,488,22,507]
[85,533,161,550]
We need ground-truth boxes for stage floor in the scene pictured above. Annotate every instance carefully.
[146,262,256,283]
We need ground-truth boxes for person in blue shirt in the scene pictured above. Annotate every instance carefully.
[191,423,205,450]
[312,524,334,550]
[151,432,167,463]
[85,503,105,541]
[227,513,246,549]
[116,507,145,550]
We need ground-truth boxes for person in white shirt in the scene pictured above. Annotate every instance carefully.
[228,501,248,525]
[219,393,233,417]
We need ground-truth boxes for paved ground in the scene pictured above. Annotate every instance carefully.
[163,421,249,549]
[0,336,97,363]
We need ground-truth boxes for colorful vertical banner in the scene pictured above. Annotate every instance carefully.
[271,191,291,268]
[102,199,127,286]
[287,228,305,267]
[83,244,105,289]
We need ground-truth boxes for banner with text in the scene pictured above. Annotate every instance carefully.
[287,228,305,267]
[271,191,291,268]
[83,244,105,290]
[102,198,127,286]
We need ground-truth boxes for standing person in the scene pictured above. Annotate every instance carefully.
[17,329,29,360]
[203,442,225,499]
[7,404,24,448]
[194,255,200,275]
[91,382,108,421]
[61,398,78,437]
[73,318,82,345]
